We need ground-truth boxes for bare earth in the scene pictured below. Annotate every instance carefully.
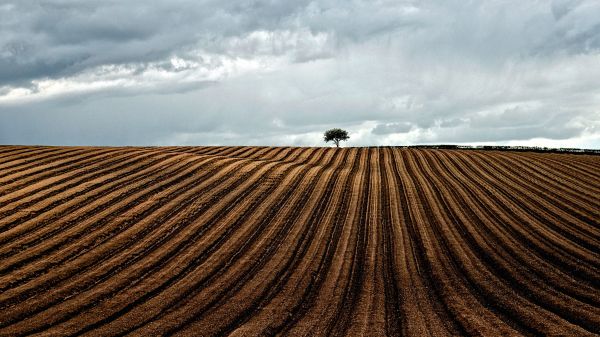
[0,146,598,336]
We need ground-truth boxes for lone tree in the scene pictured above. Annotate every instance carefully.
[324,128,350,147]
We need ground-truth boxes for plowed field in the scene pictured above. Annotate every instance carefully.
[0,146,598,336]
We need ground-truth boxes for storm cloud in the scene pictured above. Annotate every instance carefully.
[1,0,599,147]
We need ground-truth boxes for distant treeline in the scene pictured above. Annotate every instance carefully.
[395,145,600,155]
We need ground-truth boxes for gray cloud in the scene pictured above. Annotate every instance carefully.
[0,0,322,85]
[372,122,413,135]
[1,0,600,148]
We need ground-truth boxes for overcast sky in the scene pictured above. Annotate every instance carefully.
[1,0,599,147]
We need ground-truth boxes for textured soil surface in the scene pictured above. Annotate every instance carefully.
[0,146,598,336]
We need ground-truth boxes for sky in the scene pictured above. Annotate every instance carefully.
[1,0,599,148]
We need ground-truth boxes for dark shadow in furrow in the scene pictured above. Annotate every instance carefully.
[0,149,122,196]
[450,152,600,280]
[389,149,467,336]
[379,148,402,336]
[0,148,71,173]
[470,152,600,246]
[430,151,600,306]
[258,149,362,337]
[70,150,322,336]
[0,155,210,262]
[0,148,101,181]
[159,149,347,336]
[421,151,600,333]
[407,151,549,336]
[0,157,270,333]
[325,149,371,337]
[0,153,258,308]
[0,149,156,217]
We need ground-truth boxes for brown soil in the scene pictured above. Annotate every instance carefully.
[0,146,598,336]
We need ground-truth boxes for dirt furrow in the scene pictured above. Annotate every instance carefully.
[444,151,600,287]
[498,152,600,202]
[401,150,527,335]
[0,157,275,334]
[526,152,600,184]
[0,146,597,337]
[1,149,314,335]
[451,151,600,278]
[0,153,212,259]
[0,148,159,216]
[0,155,230,301]
[0,155,235,290]
[54,149,321,336]
[0,148,125,195]
[0,147,77,174]
[150,149,348,336]
[277,149,369,336]
[428,150,600,306]
[386,148,463,337]
[81,148,328,335]
[0,147,45,160]
[324,149,372,337]
[472,151,600,238]
[0,147,67,169]
[414,150,600,334]
[181,148,357,337]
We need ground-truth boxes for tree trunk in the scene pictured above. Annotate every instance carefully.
[334,140,340,147]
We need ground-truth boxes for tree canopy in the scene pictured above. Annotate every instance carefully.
[324,128,350,147]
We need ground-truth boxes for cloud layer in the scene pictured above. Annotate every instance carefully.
[1,0,599,147]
